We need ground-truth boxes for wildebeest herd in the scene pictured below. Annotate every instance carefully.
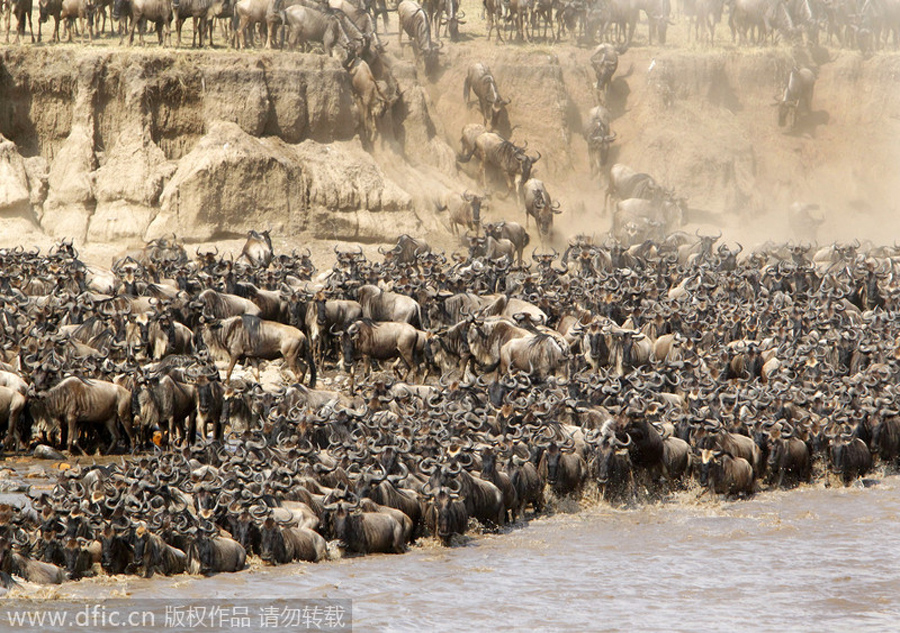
[0,229,898,586]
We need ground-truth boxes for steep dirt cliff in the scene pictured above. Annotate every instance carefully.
[0,40,898,254]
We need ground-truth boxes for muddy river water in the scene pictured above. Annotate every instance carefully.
[13,474,899,632]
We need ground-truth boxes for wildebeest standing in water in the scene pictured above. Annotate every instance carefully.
[28,376,133,455]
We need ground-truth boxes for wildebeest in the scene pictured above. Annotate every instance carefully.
[458,130,541,205]
[0,385,27,450]
[523,178,562,239]
[424,488,467,545]
[730,0,795,43]
[29,376,133,454]
[340,319,426,391]
[345,55,390,145]
[612,197,684,246]
[777,66,816,129]
[38,0,64,41]
[766,430,812,488]
[508,454,544,514]
[191,371,224,440]
[132,525,187,577]
[699,449,755,497]
[538,440,587,497]
[282,4,353,56]
[429,0,462,40]
[480,448,519,522]
[463,63,510,132]
[379,234,432,264]
[436,190,485,236]
[591,433,636,505]
[259,517,326,563]
[202,314,316,385]
[99,524,134,576]
[357,284,422,327]
[830,435,873,485]
[172,0,223,47]
[115,0,172,45]
[483,221,529,264]
[499,332,570,380]
[585,105,617,177]
[187,528,248,574]
[356,469,424,536]
[606,163,669,213]
[306,294,363,365]
[132,373,196,447]
[483,0,503,40]
[196,288,262,320]
[0,538,65,584]
[9,0,34,43]
[325,503,406,554]
[690,0,725,43]
[467,234,517,263]
[398,0,441,74]
[638,0,672,43]
[238,230,273,267]
[608,0,639,43]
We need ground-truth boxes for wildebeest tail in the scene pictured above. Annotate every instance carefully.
[463,76,471,104]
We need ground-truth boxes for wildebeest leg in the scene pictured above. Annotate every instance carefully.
[67,416,82,455]
[226,356,239,381]
[104,414,124,454]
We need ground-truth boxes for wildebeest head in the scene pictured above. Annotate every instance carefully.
[258,516,287,565]
[434,488,463,544]
[423,41,442,75]
[101,523,134,575]
[340,322,362,370]
[516,149,541,184]
[189,521,221,574]
[39,0,52,22]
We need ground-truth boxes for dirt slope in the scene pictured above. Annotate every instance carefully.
[0,16,899,263]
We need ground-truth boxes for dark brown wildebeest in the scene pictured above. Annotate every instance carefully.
[424,488,468,545]
[699,449,754,497]
[9,0,34,42]
[259,517,326,564]
[324,502,406,554]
